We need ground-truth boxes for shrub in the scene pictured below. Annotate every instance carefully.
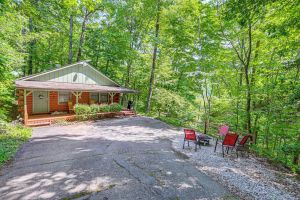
[74,104,91,120]
[99,104,110,112]
[109,103,123,112]
[90,104,100,115]
[0,123,31,167]
[74,103,123,120]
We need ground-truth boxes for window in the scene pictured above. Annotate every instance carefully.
[90,92,99,103]
[58,92,70,104]
[100,93,108,103]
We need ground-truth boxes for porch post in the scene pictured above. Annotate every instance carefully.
[72,91,82,104]
[23,89,32,126]
[24,89,28,125]
[109,92,115,104]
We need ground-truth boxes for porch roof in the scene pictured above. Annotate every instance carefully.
[16,80,138,93]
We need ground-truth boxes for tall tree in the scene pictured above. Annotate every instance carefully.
[219,0,266,142]
[146,0,160,113]
[68,15,73,64]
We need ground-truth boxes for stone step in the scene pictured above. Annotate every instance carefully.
[27,122,51,127]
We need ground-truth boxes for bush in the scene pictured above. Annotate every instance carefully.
[0,123,31,167]
[109,103,123,112]
[74,103,123,120]
[90,104,100,115]
[99,104,110,112]
[74,104,91,120]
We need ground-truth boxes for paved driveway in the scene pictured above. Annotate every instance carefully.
[0,116,234,200]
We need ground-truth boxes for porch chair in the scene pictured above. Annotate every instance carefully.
[236,135,251,158]
[183,129,200,152]
[221,133,239,157]
[214,125,230,152]
[68,101,74,114]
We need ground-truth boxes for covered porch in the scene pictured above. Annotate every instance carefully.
[16,80,138,126]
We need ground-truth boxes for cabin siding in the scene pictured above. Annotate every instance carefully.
[49,91,69,112]
[27,93,33,115]
[17,89,121,116]
[30,64,115,86]
[113,93,120,104]
[16,89,32,115]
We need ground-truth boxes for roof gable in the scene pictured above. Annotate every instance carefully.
[20,61,119,86]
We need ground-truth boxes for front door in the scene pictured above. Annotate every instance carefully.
[33,91,49,114]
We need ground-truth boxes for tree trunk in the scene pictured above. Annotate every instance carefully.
[126,60,132,88]
[68,15,73,64]
[202,76,213,134]
[77,10,89,62]
[146,0,160,113]
[245,22,252,137]
[28,17,34,75]
[95,42,101,67]
[105,59,109,73]
[122,60,132,105]
[236,66,243,131]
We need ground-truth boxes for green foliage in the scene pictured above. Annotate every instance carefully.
[0,122,31,167]
[152,88,192,118]
[98,104,110,112]
[0,0,299,172]
[74,103,123,120]
[74,104,91,120]
[90,104,100,115]
[109,103,123,112]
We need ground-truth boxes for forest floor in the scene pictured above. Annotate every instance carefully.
[172,136,300,200]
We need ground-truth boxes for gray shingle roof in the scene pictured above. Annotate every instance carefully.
[16,80,138,93]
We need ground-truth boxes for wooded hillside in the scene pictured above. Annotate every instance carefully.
[0,0,299,172]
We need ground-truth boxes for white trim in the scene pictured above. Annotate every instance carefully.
[109,92,116,104]
[25,90,33,96]
[24,89,27,112]
[72,91,82,104]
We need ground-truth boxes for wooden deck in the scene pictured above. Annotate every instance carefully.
[27,110,136,127]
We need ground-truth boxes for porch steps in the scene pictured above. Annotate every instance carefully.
[27,119,51,127]
[121,110,136,116]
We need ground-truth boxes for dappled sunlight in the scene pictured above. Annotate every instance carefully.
[178,182,194,189]
[31,117,180,144]
[0,169,126,200]
[0,116,234,199]
[0,117,183,199]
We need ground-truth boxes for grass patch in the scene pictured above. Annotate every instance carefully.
[0,123,31,167]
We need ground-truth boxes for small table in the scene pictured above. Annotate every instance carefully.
[197,133,212,146]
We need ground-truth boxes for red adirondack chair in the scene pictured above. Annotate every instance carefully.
[183,129,200,151]
[236,135,251,157]
[214,125,230,152]
[221,133,239,157]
